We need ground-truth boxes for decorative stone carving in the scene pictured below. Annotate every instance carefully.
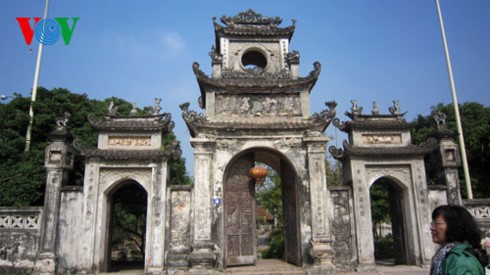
[107,101,119,116]
[108,136,151,147]
[215,94,301,116]
[55,112,70,130]
[371,101,379,115]
[152,98,162,115]
[329,145,345,160]
[330,188,353,267]
[180,102,206,126]
[220,9,282,27]
[432,110,447,130]
[0,212,41,230]
[310,101,337,132]
[287,50,300,64]
[99,168,152,191]
[209,45,223,64]
[350,100,363,116]
[389,100,400,116]
[362,134,402,144]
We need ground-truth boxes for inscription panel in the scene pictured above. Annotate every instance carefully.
[108,136,151,147]
[362,134,402,144]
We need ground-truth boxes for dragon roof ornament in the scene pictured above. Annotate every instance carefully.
[220,9,283,26]
[213,9,295,39]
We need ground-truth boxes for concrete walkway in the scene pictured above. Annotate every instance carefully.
[100,259,431,274]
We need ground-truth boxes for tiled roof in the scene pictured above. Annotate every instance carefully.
[88,114,173,132]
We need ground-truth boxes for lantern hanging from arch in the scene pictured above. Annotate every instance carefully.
[249,166,268,185]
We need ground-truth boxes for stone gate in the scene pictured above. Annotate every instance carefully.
[1,9,489,275]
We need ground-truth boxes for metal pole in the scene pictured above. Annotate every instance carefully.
[25,0,50,152]
[435,0,473,199]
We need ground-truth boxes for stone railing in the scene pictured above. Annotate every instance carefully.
[464,199,490,219]
[0,207,43,231]
[464,199,490,238]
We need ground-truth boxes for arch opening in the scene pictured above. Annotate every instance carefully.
[223,148,301,267]
[241,50,267,70]
[106,180,148,272]
[370,177,408,265]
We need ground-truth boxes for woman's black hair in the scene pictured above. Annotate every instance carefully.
[432,204,486,263]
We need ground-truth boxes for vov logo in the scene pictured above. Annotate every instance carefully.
[16,17,79,45]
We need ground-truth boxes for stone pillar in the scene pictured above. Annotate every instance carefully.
[35,127,74,274]
[304,135,335,271]
[433,131,463,205]
[188,137,217,268]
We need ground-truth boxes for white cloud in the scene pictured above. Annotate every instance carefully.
[161,32,185,58]
[101,30,186,61]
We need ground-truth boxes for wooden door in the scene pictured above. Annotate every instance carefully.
[224,155,256,266]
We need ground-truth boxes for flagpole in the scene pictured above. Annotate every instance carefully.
[25,0,50,152]
[435,0,473,199]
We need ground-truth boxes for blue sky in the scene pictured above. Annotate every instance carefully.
[2,1,489,174]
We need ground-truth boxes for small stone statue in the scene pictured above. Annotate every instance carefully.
[350,100,363,115]
[153,98,162,115]
[130,103,138,116]
[372,101,379,115]
[56,112,71,129]
[107,101,119,116]
[389,100,400,116]
[432,110,447,130]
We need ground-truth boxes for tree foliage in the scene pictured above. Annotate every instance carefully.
[0,87,190,206]
[256,167,285,259]
[412,102,490,197]
[111,181,147,262]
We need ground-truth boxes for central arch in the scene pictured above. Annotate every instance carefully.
[223,148,301,267]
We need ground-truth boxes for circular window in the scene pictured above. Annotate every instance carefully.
[241,50,267,70]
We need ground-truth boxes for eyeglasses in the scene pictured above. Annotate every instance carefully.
[430,221,446,227]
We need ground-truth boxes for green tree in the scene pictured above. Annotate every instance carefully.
[256,167,284,259]
[0,87,190,206]
[325,159,343,186]
[412,102,490,198]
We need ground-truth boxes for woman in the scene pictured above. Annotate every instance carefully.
[430,204,485,275]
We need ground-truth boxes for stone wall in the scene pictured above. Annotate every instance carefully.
[56,186,84,273]
[165,185,192,269]
[0,207,42,274]
[329,186,355,270]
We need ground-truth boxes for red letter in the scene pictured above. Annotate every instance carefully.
[16,17,41,45]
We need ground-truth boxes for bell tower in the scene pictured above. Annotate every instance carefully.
[193,9,317,120]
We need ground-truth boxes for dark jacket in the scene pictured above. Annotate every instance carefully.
[443,243,484,275]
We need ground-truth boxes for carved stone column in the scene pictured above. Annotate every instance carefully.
[304,135,335,270]
[188,137,217,268]
[35,127,74,273]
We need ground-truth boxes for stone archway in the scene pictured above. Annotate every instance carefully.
[370,177,408,265]
[223,149,301,267]
[105,180,148,272]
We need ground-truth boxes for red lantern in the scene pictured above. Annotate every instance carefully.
[249,166,268,185]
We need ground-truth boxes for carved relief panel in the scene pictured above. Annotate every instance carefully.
[215,94,301,117]
[362,134,402,145]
